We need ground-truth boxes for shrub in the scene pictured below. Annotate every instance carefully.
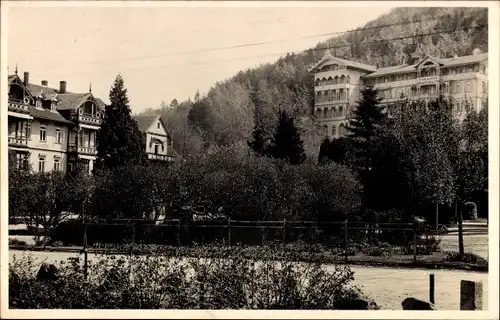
[445,252,487,266]
[9,246,378,309]
[9,238,27,246]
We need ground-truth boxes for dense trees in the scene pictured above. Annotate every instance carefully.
[267,110,306,165]
[137,8,486,158]
[96,75,147,172]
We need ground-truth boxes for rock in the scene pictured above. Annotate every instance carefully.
[401,297,435,310]
[36,263,59,282]
[336,297,379,310]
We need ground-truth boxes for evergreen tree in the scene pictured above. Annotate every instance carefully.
[346,86,386,173]
[318,137,331,164]
[247,102,271,156]
[95,75,147,172]
[268,110,306,165]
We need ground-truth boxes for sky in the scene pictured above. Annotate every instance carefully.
[7,3,392,114]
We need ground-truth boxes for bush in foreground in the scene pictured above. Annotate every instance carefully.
[9,246,378,309]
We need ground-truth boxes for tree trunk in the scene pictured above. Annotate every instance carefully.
[435,203,439,229]
[458,202,465,259]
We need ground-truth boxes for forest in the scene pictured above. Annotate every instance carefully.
[138,7,488,158]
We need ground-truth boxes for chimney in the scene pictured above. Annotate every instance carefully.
[59,81,67,94]
[23,72,29,86]
[41,80,48,86]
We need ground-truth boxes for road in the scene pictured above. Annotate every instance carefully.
[439,233,488,259]
[8,250,488,310]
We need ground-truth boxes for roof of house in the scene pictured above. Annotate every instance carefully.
[27,83,60,97]
[28,106,73,124]
[23,80,106,110]
[56,93,92,110]
[361,64,416,78]
[309,54,377,73]
[362,52,488,78]
[133,115,160,133]
[440,52,488,66]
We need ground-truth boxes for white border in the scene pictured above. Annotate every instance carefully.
[1,1,499,319]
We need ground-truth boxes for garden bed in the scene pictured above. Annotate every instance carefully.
[8,242,488,272]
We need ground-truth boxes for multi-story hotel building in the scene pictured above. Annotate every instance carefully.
[310,50,489,138]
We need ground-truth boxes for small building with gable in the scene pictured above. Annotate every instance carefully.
[133,114,178,163]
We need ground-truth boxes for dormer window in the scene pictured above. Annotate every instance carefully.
[157,122,160,129]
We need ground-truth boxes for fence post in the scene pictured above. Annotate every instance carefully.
[130,220,135,256]
[282,218,286,252]
[344,219,348,264]
[83,218,88,280]
[228,218,231,246]
[177,219,182,247]
[413,222,417,263]
[429,273,435,305]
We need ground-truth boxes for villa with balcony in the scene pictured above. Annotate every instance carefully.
[6,69,106,174]
[310,50,488,139]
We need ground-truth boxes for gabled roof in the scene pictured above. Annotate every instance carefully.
[133,114,171,137]
[56,93,91,110]
[8,75,17,84]
[362,52,489,79]
[27,83,60,97]
[414,55,446,68]
[440,52,488,67]
[361,64,416,78]
[134,115,159,132]
[8,74,34,98]
[25,81,106,110]
[309,54,376,73]
[28,106,73,125]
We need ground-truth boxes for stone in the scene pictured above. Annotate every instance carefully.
[460,280,483,310]
[36,263,59,282]
[401,297,435,310]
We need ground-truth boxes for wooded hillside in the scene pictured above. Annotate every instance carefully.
[139,7,488,157]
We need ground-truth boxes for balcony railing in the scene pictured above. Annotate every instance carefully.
[317,110,347,120]
[8,136,29,147]
[78,114,102,126]
[68,145,97,155]
[315,96,348,104]
[148,153,173,162]
[8,99,30,114]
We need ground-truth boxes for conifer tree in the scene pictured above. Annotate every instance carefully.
[318,137,331,164]
[95,75,147,172]
[268,110,306,165]
[346,86,386,173]
[247,104,271,156]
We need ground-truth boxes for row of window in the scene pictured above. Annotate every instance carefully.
[39,125,64,144]
[324,123,347,137]
[363,63,485,86]
[315,88,350,102]
[315,75,351,86]
[38,155,62,172]
[376,80,486,100]
[316,105,346,119]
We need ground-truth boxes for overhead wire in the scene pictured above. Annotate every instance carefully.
[30,17,446,68]
[34,23,486,79]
